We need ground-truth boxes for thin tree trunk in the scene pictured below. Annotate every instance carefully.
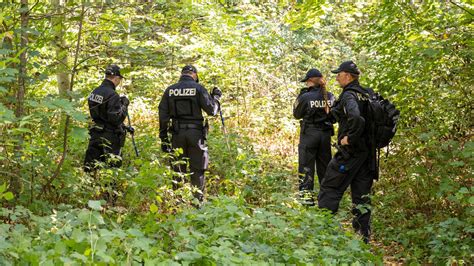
[43,2,85,193]
[51,0,71,190]
[51,0,70,98]
[11,0,29,196]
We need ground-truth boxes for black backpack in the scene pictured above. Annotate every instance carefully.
[347,87,400,180]
[365,88,400,149]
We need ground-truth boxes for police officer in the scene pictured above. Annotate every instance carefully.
[158,65,221,202]
[318,61,375,243]
[294,68,335,205]
[84,64,130,172]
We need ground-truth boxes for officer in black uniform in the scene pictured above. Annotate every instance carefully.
[294,68,335,205]
[158,65,221,202]
[84,64,130,172]
[318,61,375,243]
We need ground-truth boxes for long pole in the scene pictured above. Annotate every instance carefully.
[217,101,230,150]
[127,113,139,157]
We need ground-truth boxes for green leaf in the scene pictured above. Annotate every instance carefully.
[90,211,105,225]
[3,192,14,201]
[127,228,144,237]
[149,203,158,213]
[71,127,88,141]
[71,228,86,242]
[449,161,465,167]
[87,200,103,211]
[175,251,202,261]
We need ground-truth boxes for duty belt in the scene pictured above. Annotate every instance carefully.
[91,123,124,133]
[301,121,327,128]
[178,123,203,130]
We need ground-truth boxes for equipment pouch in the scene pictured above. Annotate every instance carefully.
[171,120,179,134]
[119,132,126,147]
[300,121,306,134]
[334,144,352,160]
[203,119,209,140]
[321,156,348,188]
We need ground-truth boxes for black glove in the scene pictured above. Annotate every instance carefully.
[120,96,130,107]
[161,139,172,153]
[125,126,135,134]
[211,87,222,101]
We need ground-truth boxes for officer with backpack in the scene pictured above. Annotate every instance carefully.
[84,64,131,172]
[158,65,221,202]
[294,68,335,206]
[317,61,375,243]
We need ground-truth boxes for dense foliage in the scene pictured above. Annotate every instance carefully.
[0,1,472,264]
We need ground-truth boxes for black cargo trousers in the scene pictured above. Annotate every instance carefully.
[298,125,332,194]
[84,126,126,172]
[318,148,373,242]
[171,123,209,201]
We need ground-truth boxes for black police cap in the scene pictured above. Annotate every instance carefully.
[300,68,323,82]
[181,65,197,74]
[331,60,360,75]
[105,64,124,78]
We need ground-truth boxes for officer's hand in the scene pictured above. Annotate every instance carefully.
[161,139,172,153]
[211,87,222,101]
[120,96,130,107]
[341,136,349,145]
[125,126,135,134]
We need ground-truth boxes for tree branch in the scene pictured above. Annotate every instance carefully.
[449,0,474,16]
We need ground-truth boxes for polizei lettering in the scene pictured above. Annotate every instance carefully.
[310,100,334,108]
[88,93,103,104]
[356,93,369,101]
[169,88,196,97]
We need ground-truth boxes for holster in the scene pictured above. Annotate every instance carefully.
[119,131,126,147]
[300,121,306,134]
[334,144,352,160]
[171,120,179,134]
[203,119,209,140]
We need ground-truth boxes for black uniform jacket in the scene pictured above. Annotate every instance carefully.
[158,75,218,140]
[331,80,371,152]
[87,79,127,130]
[293,85,335,130]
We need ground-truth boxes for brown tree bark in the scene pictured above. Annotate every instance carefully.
[11,0,29,196]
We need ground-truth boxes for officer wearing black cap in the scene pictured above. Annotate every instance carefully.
[318,60,375,243]
[158,65,221,202]
[294,68,335,205]
[84,64,130,171]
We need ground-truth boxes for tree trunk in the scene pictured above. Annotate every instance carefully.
[11,0,29,196]
[51,0,70,98]
[43,2,86,193]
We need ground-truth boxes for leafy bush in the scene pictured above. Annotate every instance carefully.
[0,196,381,265]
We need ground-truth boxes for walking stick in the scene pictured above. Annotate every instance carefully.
[217,100,230,150]
[126,112,139,157]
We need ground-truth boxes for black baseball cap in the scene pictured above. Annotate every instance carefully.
[181,65,197,73]
[105,64,124,78]
[300,68,323,82]
[331,60,360,75]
